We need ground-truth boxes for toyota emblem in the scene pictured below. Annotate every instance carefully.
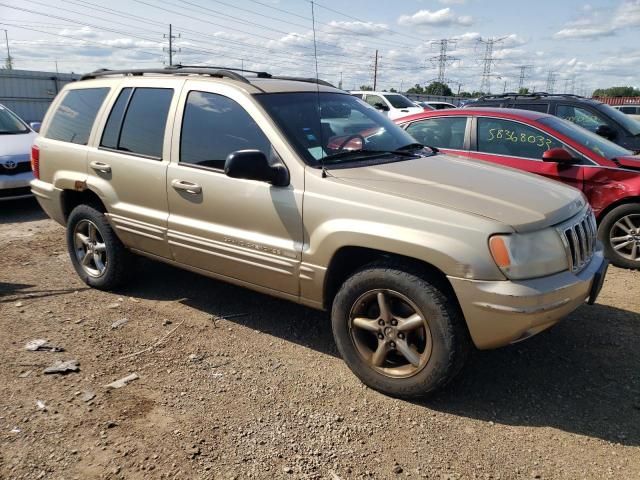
[3,159,17,170]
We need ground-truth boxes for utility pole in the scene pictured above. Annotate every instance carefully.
[373,49,379,91]
[338,71,343,89]
[478,37,506,94]
[3,29,13,70]
[503,80,508,93]
[163,24,180,66]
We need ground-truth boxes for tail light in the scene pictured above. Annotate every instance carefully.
[31,145,40,180]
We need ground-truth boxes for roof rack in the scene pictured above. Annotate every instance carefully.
[477,92,585,101]
[80,65,336,88]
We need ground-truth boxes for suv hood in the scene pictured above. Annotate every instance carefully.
[329,154,586,232]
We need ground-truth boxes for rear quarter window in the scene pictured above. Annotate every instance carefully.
[45,88,109,145]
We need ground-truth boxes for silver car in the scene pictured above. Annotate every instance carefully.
[0,104,39,200]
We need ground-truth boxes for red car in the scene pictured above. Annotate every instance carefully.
[394,107,640,269]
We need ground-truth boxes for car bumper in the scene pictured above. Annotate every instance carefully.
[448,249,608,350]
[0,172,34,200]
[30,179,66,225]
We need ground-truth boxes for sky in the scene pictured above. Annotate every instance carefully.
[0,0,638,95]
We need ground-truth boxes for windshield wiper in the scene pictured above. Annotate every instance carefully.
[322,149,417,164]
[396,142,439,153]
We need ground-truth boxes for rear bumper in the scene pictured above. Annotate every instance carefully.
[0,172,34,200]
[30,179,65,225]
[449,249,607,349]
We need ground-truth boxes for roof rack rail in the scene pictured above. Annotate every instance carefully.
[266,75,335,88]
[477,91,585,101]
[81,65,255,83]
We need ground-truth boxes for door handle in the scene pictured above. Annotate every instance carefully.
[171,179,202,195]
[89,161,111,173]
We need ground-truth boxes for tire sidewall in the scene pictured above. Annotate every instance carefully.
[332,267,461,398]
[599,203,640,270]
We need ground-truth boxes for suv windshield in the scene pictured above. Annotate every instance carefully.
[256,92,424,166]
[597,103,640,136]
[539,116,633,159]
[383,94,417,109]
[0,105,29,134]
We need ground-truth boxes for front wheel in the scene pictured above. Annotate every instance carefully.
[599,204,640,269]
[331,262,471,398]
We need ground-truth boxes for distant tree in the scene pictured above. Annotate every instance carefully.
[592,86,640,97]
[406,84,425,94]
[359,85,373,91]
[424,81,453,96]
[518,87,530,94]
[389,87,397,93]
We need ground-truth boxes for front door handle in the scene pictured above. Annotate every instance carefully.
[89,161,111,173]
[171,179,202,195]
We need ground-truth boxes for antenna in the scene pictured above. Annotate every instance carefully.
[310,1,327,178]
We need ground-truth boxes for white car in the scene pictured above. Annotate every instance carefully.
[422,101,457,110]
[613,105,640,121]
[350,91,424,120]
[0,104,39,200]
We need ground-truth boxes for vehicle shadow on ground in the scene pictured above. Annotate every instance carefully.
[0,198,46,224]
[126,258,639,446]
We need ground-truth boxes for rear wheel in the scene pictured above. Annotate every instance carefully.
[66,204,128,290]
[331,262,471,398]
[599,204,640,269]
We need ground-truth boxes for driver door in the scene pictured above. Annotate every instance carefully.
[166,83,303,296]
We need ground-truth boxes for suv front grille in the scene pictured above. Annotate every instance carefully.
[558,209,597,273]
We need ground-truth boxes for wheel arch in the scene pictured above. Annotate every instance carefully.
[596,196,640,225]
[61,188,108,222]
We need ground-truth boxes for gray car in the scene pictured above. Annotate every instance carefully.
[0,104,39,200]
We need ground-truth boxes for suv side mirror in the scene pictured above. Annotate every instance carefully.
[374,102,390,112]
[224,150,289,186]
[29,122,41,133]
[542,148,578,164]
[595,124,616,140]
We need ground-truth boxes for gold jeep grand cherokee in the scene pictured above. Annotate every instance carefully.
[31,66,608,398]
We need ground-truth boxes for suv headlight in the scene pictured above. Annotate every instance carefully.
[489,229,568,280]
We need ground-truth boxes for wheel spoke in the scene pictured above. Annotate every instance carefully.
[75,232,90,246]
[614,221,632,234]
[81,251,92,266]
[623,216,637,231]
[614,240,633,251]
[377,292,391,322]
[352,317,380,333]
[370,341,388,367]
[610,235,631,244]
[631,243,638,260]
[88,223,97,242]
[93,253,105,273]
[397,313,423,332]
[395,339,421,367]
[94,242,106,253]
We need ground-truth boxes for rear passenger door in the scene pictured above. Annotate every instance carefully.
[470,116,584,191]
[165,84,303,297]
[86,79,184,258]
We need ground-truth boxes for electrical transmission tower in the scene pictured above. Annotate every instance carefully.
[546,71,557,94]
[163,24,180,66]
[478,37,506,94]
[517,65,532,92]
[428,39,458,94]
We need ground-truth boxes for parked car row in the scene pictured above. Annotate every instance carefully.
[26,66,608,398]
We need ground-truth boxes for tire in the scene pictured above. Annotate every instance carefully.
[66,204,128,290]
[598,203,640,270]
[331,261,471,398]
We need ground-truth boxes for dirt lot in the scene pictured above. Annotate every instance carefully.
[1,198,639,480]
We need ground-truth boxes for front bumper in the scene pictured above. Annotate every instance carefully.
[448,249,608,349]
[30,179,66,225]
[0,171,34,200]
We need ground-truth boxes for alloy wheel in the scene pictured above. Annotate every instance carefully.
[348,289,433,379]
[73,219,108,277]
[610,213,640,261]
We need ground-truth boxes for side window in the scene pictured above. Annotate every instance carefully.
[365,95,385,108]
[477,118,563,159]
[180,91,271,171]
[405,117,467,150]
[556,105,611,133]
[351,94,364,100]
[100,87,173,158]
[45,88,109,145]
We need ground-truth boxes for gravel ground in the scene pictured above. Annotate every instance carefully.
[1,198,639,480]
